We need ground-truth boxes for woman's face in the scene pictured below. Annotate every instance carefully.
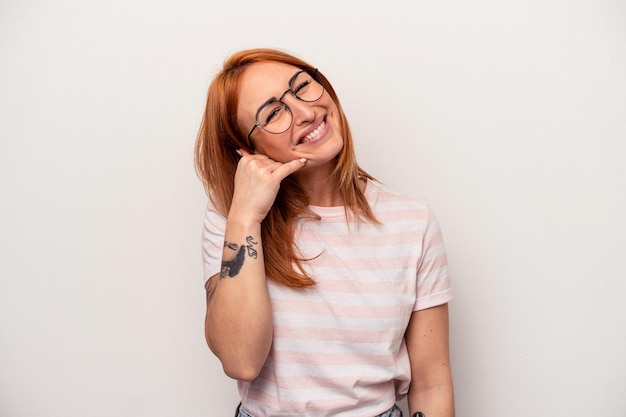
[237,62,344,168]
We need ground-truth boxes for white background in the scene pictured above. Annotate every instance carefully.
[1,1,625,416]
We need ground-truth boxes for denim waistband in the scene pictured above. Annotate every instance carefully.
[377,404,403,417]
[236,404,403,417]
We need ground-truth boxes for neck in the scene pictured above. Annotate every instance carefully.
[294,167,342,207]
[298,175,343,207]
[294,166,367,207]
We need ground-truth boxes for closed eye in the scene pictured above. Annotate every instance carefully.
[293,79,311,95]
[263,103,285,124]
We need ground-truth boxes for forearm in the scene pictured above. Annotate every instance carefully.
[405,304,455,417]
[205,218,273,381]
[407,380,455,417]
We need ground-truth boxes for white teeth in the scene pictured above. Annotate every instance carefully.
[301,121,325,144]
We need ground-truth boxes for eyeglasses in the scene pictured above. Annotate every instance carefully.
[247,69,325,144]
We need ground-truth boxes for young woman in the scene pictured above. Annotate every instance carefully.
[195,48,454,417]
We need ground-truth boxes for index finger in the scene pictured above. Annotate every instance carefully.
[273,158,308,181]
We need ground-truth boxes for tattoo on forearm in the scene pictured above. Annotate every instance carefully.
[220,235,258,279]
[224,242,238,251]
[220,245,245,278]
[245,235,258,258]
[205,277,217,304]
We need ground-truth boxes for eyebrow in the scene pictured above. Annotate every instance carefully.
[253,69,306,116]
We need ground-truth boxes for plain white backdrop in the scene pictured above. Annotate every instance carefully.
[1,0,625,416]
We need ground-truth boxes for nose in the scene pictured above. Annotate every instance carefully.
[283,94,315,126]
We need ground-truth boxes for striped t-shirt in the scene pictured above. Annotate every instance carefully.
[202,181,453,417]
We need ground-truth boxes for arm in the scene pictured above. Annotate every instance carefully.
[204,151,306,381]
[405,303,455,417]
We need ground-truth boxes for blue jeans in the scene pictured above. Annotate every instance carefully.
[236,404,403,417]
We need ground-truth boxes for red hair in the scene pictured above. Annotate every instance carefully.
[195,48,379,288]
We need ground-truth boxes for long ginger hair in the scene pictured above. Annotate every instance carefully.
[195,48,379,288]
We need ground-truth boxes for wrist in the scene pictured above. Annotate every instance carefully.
[226,213,264,230]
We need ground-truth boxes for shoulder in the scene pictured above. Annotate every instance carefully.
[366,180,429,212]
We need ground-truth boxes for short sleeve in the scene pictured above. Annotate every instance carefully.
[201,198,227,283]
[413,205,453,311]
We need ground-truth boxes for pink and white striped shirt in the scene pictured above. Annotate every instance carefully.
[202,181,452,417]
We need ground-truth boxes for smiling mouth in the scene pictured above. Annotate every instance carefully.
[299,119,326,144]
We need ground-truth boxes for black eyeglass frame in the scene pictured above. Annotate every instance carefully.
[246,68,324,146]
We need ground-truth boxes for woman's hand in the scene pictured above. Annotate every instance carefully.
[229,149,307,224]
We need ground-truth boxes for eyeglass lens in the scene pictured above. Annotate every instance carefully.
[256,71,324,134]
